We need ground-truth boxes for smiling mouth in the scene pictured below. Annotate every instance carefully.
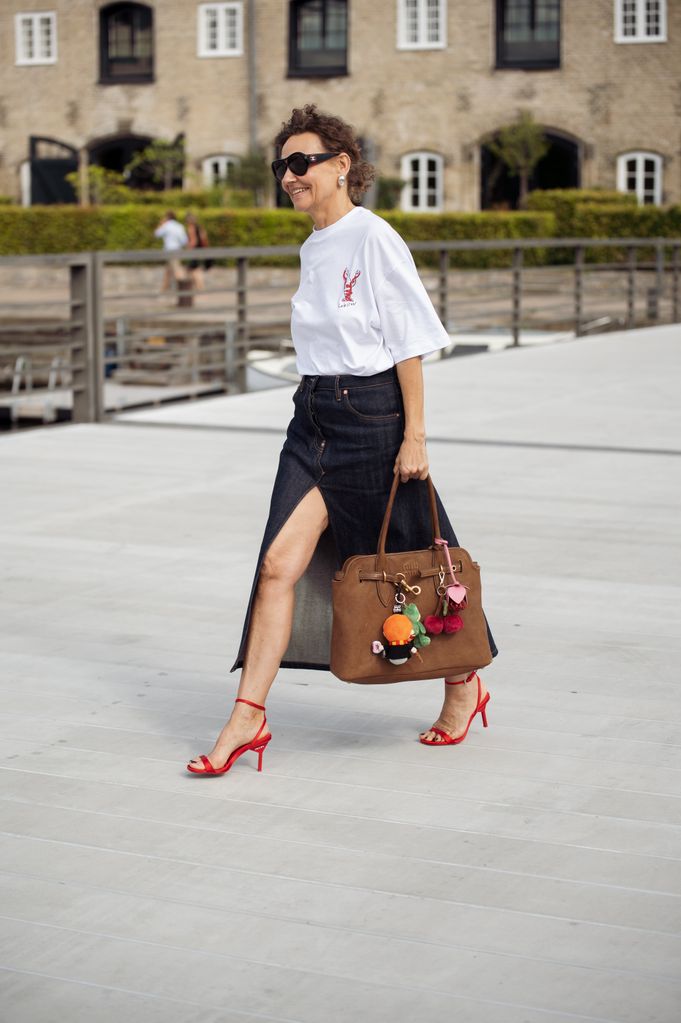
[289,187,309,197]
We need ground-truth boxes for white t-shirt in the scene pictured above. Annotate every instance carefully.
[154,219,188,251]
[291,205,450,376]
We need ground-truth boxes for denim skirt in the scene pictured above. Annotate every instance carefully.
[230,365,497,673]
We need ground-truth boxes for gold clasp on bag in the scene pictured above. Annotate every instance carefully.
[436,567,447,596]
[394,572,421,596]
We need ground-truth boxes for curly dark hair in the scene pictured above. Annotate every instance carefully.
[274,104,375,205]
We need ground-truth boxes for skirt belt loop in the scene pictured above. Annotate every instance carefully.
[334,376,341,401]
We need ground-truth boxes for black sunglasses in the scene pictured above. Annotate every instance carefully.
[271,152,339,181]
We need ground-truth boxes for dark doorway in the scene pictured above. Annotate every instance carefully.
[29,137,78,204]
[480,130,580,210]
[88,134,152,188]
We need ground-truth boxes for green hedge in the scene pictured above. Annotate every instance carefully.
[1,203,678,269]
[0,206,313,258]
[0,205,554,267]
[379,210,555,267]
[122,187,253,208]
[526,188,638,236]
[568,203,681,264]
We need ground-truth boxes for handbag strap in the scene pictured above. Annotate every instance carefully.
[376,473,442,569]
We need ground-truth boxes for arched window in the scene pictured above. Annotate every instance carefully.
[617,151,663,205]
[100,2,154,84]
[288,0,347,77]
[400,152,443,211]
[202,154,239,186]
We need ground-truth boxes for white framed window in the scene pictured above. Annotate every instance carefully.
[397,0,446,50]
[617,151,662,205]
[15,11,57,65]
[401,152,443,211]
[614,0,666,42]
[202,154,238,186]
[198,2,243,57]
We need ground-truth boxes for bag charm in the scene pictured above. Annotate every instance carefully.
[424,538,468,636]
[371,578,425,664]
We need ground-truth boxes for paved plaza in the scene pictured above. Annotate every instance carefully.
[1,325,680,1022]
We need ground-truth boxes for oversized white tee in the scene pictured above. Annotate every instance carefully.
[291,206,450,376]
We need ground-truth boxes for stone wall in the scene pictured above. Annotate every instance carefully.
[0,1,678,208]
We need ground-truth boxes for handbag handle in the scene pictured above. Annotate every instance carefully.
[376,473,442,567]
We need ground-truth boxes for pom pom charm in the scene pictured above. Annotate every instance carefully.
[423,615,444,634]
[443,613,464,633]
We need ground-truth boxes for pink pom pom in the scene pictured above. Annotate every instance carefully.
[443,614,464,634]
[424,615,444,634]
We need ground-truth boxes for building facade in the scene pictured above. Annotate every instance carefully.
[0,0,678,209]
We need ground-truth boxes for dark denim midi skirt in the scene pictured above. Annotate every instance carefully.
[230,365,497,672]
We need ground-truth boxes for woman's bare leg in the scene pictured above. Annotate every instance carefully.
[188,486,329,770]
[420,672,489,743]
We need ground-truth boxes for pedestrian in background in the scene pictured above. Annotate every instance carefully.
[185,212,211,292]
[154,211,188,293]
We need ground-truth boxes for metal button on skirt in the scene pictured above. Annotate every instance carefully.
[230,365,497,672]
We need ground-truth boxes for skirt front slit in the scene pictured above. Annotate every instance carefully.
[230,366,497,673]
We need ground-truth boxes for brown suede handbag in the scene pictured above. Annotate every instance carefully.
[330,474,493,684]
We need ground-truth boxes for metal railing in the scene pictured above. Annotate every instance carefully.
[1,237,679,427]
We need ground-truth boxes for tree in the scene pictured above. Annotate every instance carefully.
[227,150,270,207]
[486,111,549,209]
[124,138,185,191]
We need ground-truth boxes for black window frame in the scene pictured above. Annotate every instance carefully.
[287,0,348,79]
[495,0,561,70]
[99,2,154,85]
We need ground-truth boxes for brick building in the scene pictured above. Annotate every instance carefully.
[0,1,678,210]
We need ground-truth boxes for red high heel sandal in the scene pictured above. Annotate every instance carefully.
[420,670,490,746]
[186,698,271,775]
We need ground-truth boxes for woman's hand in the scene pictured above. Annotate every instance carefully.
[394,437,429,483]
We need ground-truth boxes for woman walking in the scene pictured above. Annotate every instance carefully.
[185,212,210,291]
[187,105,497,776]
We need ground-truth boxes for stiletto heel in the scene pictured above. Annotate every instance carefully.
[420,671,491,746]
[187,697,271,775]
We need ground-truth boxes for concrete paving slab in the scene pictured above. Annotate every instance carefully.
[1,324,681,1022]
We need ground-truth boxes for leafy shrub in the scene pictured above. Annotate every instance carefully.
[527,188,638,235]
[379,211,556,267]
[2,203,677,269]
[568,203,681,263]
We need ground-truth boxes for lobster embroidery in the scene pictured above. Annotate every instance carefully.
[341,268,361,305]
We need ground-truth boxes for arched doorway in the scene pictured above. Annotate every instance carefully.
[88,133,152,187]
[480,128,581,210]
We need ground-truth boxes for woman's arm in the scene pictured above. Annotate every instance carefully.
[394,356,429,483]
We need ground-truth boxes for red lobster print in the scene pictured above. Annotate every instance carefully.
[342,268,361,302]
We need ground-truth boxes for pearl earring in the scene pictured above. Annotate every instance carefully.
[338,174,346,187]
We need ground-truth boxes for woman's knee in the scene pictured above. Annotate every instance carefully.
[259,547,296,586]
[260,489,328,587]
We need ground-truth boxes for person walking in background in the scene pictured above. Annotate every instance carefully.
[185,212,211,292]
[154,211,188,293]
[187,104,497,777]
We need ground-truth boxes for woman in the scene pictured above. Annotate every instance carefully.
[187,105,497,776]
[185,212,210,291]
